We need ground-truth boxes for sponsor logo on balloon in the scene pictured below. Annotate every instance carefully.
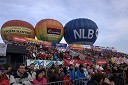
[64,18,99,45]
[73,29,98,39]
[3,27,32,35]
[47,28,61,36]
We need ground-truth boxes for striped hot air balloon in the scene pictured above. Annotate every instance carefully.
[35,19,64,43]
[1,20,35,42]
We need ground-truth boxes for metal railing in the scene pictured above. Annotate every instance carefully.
[73,78,89,85]
[106,73,127,85]
[35,78,89,85]
[34,73,128,85]
[38,80,71,85]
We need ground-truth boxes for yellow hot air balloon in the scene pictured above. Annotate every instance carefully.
[35,19,64,43]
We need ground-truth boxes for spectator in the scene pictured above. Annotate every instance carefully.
[87,73,103,85]
[63,71,72,85]
[76,64,86,79]
[12,64,33,85]
[47,64,59,82]
[39,65,46,76]
[58,51,64,60]
[33,70,47,85]
[63,66,68,76]
[53,52,58,60]
[104,64,112,74]
[68,64,76,81]
[0,66,9,85]
[2,64,13,75]
[87,73,112,85]
[88,65,95,76]
[38,51,46,60]
[75,64,87,85]
[28,63,36,80]
[125,67,128,84]
[2,64,15,84]
[57,65,64,81]
[112,66,119,73]
[39,65,44,70]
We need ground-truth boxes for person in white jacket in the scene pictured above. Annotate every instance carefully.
[28,63,36,80]
[11,64,33,85]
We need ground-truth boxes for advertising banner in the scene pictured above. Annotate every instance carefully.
[69,44,84,50]
[56,43,67,49]
[25,37,43,44]
[92,46,117,52]
[12,36,52,47]
[27,60,64,67]
[64,59,93,67]
[43,41,52,47]
[96,60,107,65]
[47,28,61,37]
[13,36,27,42]
[46,60,64,67]
[111,57,128,64]
[0,58,7,64]
[2,26,32,35]
[0,43,7,56]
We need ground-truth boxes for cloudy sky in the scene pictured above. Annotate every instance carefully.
[0,0,128,54]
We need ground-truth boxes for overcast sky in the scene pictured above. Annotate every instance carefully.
[0,0,128,54]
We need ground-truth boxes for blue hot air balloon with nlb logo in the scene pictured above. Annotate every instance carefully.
[64,18,99,45]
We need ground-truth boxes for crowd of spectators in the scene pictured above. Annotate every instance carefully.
[8,40,128,62]
[0,62,128,85]
[1,40,128,85]
[71,48,128,60]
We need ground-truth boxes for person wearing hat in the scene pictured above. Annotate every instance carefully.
[0,66,9,85]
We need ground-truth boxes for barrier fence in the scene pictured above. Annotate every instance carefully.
[34,73,127,85]
[106,73,127,85]
[35,78,89,85]
[73,78,89,85]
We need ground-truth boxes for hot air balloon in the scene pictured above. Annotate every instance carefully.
[1,20,35,42]
[64,18,99,45]
[35,19,64,43]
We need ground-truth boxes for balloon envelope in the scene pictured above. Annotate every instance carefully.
[1,20,35,42]
[35,19,64,43]
[64,18,99,45]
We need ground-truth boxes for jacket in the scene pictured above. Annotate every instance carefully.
[63,76,72,85]
[68,69,76,81]
[0,74,9,85]
[6,74,15,84]
[28,69,36,80]
[87,80,100,85]
[12,71,33,85]
[75,69,86,79]
[33,77,47,85]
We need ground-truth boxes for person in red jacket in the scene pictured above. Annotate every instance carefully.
[63,71,72,85]
[38,51,46,60]
[0,66,9,85]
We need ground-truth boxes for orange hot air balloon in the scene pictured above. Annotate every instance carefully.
[1,20,35,42]
[35,19,64,43]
